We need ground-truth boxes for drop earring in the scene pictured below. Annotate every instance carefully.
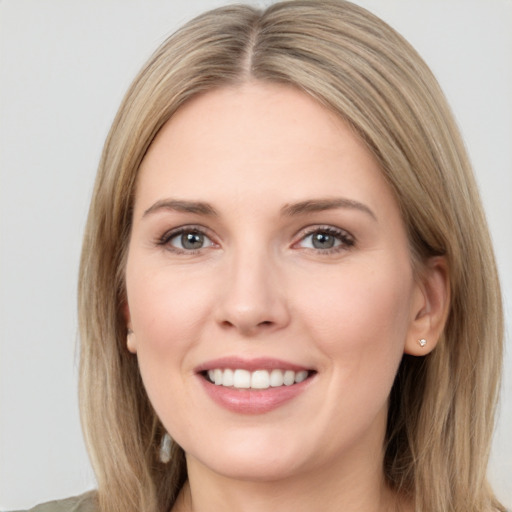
[160,432,172,463]
[418,338,427,348]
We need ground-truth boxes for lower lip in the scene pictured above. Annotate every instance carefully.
[198,375,313,414]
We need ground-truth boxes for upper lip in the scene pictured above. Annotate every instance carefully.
[194,357,312,373]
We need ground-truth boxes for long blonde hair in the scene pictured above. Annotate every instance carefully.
[78,2,505,511]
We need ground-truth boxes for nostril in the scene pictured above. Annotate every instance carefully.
[219,318,274,333]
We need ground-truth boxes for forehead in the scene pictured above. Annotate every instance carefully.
[135,81,394,216]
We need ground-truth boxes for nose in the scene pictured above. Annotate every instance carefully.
[215,247,291,336]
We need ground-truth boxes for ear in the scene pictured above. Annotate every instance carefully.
[122,300,137,354]
[404,256,450,356]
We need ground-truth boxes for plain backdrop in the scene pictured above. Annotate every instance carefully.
[0,0,510,509]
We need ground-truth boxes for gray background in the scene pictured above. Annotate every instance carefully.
[1,0,510,509]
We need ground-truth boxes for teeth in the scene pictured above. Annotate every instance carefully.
[251,370,269,389]
[295,370,308,383]
[207,368,310,389]
[270,369,284,387]
[222,368,234,387]
[283,370,295,386]
[233,369,251,388]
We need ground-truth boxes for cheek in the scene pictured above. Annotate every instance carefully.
[296,261,414,370]
[125,263,214,362]
[124,266,215,430]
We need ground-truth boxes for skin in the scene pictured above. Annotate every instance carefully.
[124,82,448,512]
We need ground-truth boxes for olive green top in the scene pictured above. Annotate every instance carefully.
[13,491,97,512]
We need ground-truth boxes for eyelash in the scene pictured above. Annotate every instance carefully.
[156,225,216,255]
[294,225,355,254]
[156,225,355,255]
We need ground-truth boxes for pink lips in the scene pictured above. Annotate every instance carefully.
[195,357,314,415]
[195,356,310,373]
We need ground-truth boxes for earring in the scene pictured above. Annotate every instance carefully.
[160,432,172,463]
[418,338,427,348]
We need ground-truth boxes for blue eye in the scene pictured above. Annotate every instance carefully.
[161,228,214,252]
[298,227,354,252]
[306,232,340,249]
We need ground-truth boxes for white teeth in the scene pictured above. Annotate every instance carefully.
[206,368,310,389]
[270,369,284,387]
[222,368,234,387]
[251,370,270,389]
[283,370,295,386]
[233,369,251,388]
[295,370,308,383]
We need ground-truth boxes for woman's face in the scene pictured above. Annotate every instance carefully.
[125,82,426,482]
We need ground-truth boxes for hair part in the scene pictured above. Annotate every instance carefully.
[78,2,504,511]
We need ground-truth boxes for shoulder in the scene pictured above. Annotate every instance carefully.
[11,491,98,512]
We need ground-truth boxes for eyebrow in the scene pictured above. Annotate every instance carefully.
[142,197,376,221]
[143,199,218,217]
[281,198,377,221]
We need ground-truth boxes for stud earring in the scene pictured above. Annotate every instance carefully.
[418,338,427,348]
[160,432,172,463]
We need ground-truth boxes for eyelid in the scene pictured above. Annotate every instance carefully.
[154,223,354,255]
[156,224,218,253]
[292,225,355,252]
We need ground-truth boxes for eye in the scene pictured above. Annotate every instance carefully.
[296,226,354,252]
[159,227,215,253]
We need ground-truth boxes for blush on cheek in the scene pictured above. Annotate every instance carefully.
[129,273,209,350]
[300,268,412,373]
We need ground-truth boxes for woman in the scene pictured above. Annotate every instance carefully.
[23,1,506,511]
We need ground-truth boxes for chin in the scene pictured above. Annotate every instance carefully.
[183,428,316,482]
[191,451,307,483]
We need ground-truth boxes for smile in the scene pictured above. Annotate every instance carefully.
[205,368,310,389]
[196,358,316,414]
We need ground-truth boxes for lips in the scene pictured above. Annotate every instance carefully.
[195,357,315,414]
